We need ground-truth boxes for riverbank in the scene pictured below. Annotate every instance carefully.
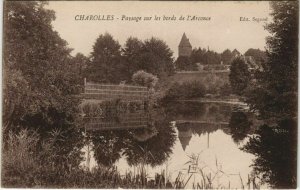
[176,98,248,106]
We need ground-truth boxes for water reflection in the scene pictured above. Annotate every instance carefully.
[89,130,127,167]
[227,111,252,144]
[84,109,176,168]
[123,121,176,167]
[241,119,297,188]
[79,101,296,188]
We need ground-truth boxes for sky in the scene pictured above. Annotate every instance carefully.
[47,1,271,57]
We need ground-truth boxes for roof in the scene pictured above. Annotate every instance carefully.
[178,128,192,151]
[179,33,192,48]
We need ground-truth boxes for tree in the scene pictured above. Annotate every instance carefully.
[229,57,251,95]
[139,37,174,77]
[87,33,127,83]
[3,1,81,133]
[72,53,89,76]
[122,37,144,79]
[221,49,233,65]
[190,48,206,64]
[174,56,197,71]
[244,48,266,64]
[205,50,222,65]
[3,68,31,133]
[246,2,298,119]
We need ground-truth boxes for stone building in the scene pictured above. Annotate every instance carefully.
[178,33,192,57]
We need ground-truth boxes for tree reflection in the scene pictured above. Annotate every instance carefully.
[123,120,176,167]
[242,119,297,188]
[89,130,128,167]
[227,111,251,144]
[86,112,176,168]
[131,125,158,142]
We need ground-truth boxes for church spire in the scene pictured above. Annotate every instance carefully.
[179,33,192,48]
[178,33,192,57]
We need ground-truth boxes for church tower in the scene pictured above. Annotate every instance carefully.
[178,33,192,57]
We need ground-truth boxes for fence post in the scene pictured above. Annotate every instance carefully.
[84,78,86,93]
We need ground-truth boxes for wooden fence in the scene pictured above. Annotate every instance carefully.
[83,112,150,131]
[82,81,149,101]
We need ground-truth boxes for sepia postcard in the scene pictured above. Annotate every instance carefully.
[2,1,298,189]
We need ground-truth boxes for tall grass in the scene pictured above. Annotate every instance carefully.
[172,153,261,189]
[2,129,39,187]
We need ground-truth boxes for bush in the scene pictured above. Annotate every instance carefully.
[219,83,232,96]
[203,74,226,94]
[132,70,158,89]
[163,81,206,101]
[80,100,146,119]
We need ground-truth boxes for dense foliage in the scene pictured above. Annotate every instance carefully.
[162,81,206,101]
[132,70,158,89]
[86,35,174,84]
[3,1,81,135]
[3,2,85,187]
[240,3,298,189]
[242,119,297,188]
[86,33,126,83]
[244,48,266,64]
[245,1,298,119]
[229,57,251,95]
[174,56,198,71]
[189,48,222,65]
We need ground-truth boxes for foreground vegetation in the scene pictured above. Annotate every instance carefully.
[2,128,259,189]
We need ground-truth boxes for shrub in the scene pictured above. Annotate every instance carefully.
[219,83,232,96]
[80,100,146,119]
[203,74,226,94]
[163,81,206,101]
[132,70,158,89]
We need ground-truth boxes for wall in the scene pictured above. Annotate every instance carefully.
[178,46,192,57]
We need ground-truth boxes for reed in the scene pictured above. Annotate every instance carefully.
[172,153,261,189]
